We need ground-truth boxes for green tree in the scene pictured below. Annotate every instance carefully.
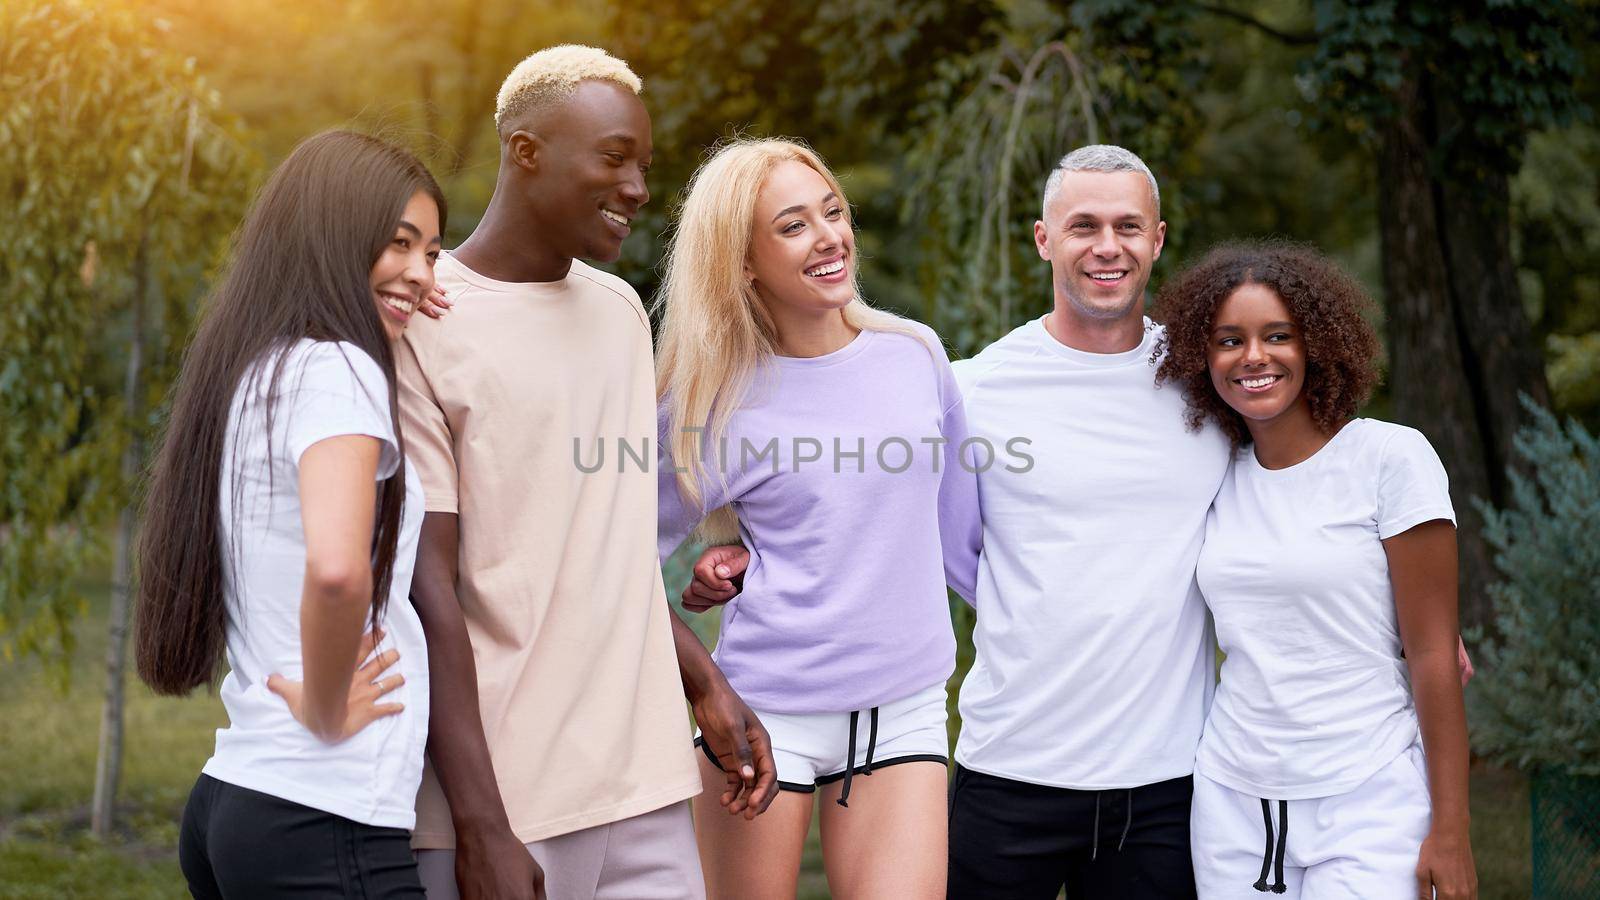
[1467,400,1600,775]
[1,0,255,835]
[1287,0,1591,628]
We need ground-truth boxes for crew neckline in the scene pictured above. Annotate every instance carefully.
[439,251,581,294]
[1244,417,1364,476]
[1028,315,1157,368]
[774,328,876,369]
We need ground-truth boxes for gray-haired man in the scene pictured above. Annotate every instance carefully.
[939,145,1221,897]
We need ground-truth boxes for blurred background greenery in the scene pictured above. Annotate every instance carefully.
[3,0,1597,896]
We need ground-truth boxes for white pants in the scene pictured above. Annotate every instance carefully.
[1191,742,1432,899]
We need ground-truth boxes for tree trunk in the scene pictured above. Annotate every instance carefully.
[1434,163,1552,500]
[91,230,147,839]
[1375,71,1499,632]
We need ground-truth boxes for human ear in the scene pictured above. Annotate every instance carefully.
[507,130,541,175]
[1034,220,1050,261]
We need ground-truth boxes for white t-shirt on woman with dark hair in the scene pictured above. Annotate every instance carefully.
[201,339,428,829]
[1194,417,1455,800]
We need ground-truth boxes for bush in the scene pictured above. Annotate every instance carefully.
[1467,398,1600,775]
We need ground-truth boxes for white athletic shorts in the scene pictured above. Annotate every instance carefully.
[1191,741,1433,899]
[695,682,948,802]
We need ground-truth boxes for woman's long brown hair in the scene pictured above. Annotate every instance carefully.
[135,131,446,695]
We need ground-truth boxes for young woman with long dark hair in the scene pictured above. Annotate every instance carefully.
[134,130,445,898]
[1154,242,1475,900]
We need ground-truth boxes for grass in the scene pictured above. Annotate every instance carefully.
[1,591,1536,899]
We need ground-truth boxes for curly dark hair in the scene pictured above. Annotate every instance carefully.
[1153,240,1382,447]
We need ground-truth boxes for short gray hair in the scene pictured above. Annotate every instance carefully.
[1040,144,1160,221]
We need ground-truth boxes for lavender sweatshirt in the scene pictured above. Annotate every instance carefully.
[658,324,982,714]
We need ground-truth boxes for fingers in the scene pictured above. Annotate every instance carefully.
[743,724,779,818]
[266,673,289,699]
[719,728,758,816]
[372,673,407,696]
[1415,867,1431,900]
[1458,636,1474,687]
[419,287,452,319]
[681,577,737,613]
[692,555,737,595]
[346,701,405,738]
[357,647,402,681]
[708,545,751,579]
[356,627,387,666]
[719,761,744,810]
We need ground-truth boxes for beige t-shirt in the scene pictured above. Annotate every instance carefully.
[398,254,700,847]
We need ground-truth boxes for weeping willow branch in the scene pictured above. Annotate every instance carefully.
[900,35,1107,351]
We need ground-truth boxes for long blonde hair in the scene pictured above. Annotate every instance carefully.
[654,137,932,543]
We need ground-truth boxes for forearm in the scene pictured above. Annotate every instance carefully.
[672,610,724,704]
[299,573,371,739]
[415,582,513,835]
[412,512,513,837]
[1408,645,1472,827]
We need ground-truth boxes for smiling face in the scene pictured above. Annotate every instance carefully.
[518,79,652,264]
[1036,170,1165,324]
[370,190,442,340]
[1206,282,1310,426]
[746,159,856,315]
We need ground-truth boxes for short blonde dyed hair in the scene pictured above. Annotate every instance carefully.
[494,45,642,134]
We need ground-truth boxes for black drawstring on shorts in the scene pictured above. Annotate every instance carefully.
[1090,788,1135,861]
[1253,798,1288,893]
[836,706,880,808]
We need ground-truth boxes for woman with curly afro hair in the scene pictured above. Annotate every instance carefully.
[1153,241,1476,900]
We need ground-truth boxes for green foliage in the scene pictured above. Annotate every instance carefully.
[1303,0,1588,170]
[1512,123,1600,420]
[1467,399,1600,775]
[899,1,1207,353]
[0,0,254,670]
[607,0,998,296]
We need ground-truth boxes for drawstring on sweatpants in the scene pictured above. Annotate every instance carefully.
[1090,789,1135,861]
[1253,799,1288,893]
[1118,789,1133,852]
[1091,794,1101,860]
[835,706,880,808]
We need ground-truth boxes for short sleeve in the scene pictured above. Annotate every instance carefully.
[396,331,459,513]
[1376,426,1456,539]
[284,342,399,479]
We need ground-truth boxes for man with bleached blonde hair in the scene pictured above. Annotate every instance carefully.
[400,45,774,900]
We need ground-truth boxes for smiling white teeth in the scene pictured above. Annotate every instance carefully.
[1240,375,1279,388]
[382,295,414,314]
[805,260,845,277]
[1089,271,1125,281]
[601,209,630,226]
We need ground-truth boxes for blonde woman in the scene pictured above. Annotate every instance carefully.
[654,138,982,899]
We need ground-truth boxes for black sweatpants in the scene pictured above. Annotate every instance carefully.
[179,774,425,899]
[947,764,1197,899]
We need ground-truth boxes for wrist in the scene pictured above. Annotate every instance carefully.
[452,810,514,841]
[680,656,726,705]
[303,697,348,741]
[1427,820,1471,844]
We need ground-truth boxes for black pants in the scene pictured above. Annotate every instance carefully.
[947,764,1197,899]
[179,774,425,899]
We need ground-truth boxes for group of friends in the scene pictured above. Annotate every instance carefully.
[132,44,1478,900]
